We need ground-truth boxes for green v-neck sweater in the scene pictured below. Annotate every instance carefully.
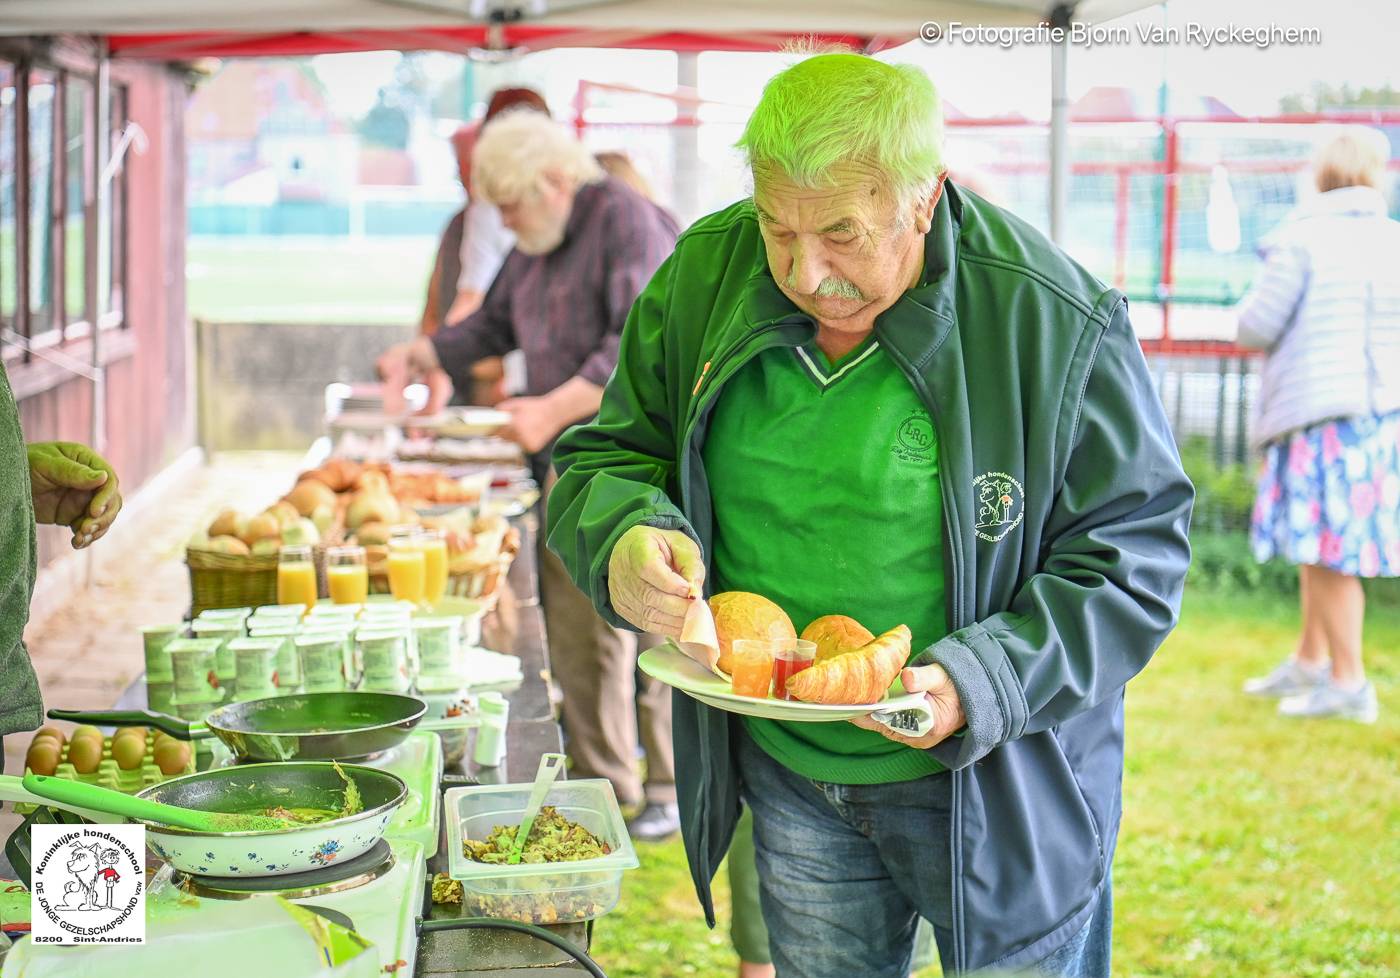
[702,336,948,784]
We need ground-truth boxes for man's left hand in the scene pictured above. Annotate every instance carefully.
[497,396,560,454]
[851,662,966,749]
[27,441,123,549]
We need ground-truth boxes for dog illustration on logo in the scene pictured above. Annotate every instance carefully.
[976,478,1016,529]
[58,842,104,911]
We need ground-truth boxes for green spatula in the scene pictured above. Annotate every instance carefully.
[507,752,566,865]
[22,774,292,832]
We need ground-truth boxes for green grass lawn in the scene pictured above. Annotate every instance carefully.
[591,586,1400,977]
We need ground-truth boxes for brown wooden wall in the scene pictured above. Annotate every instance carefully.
[12,58,192,570]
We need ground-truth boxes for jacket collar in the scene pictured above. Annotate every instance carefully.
[736,182,965,362]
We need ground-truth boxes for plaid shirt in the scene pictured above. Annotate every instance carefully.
[432,176,679,399]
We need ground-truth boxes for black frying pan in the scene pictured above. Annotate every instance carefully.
[49,691,427,762]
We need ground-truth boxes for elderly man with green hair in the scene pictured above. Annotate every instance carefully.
[547,52,1193,976]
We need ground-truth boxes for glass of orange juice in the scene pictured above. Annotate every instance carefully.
[387,528,427,607]
[729,639,777,698]
[277,545,318,612]
[326,545,369,605]
[418,527,449,607]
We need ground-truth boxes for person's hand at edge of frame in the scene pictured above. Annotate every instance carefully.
[27,441,123,549]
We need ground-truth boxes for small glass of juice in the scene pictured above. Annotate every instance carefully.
[277,545,318,612]
[326,545,369,605]
[387,528,427,607]
[729,639,777,698]
[771,639,817,701]
[418,527,450,608]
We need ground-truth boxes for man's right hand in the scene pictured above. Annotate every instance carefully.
[607,524,705,637]
[377,337,442,416]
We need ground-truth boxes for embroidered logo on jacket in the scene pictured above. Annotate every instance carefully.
[973,471,1024,542]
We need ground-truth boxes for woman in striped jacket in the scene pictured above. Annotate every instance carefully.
[1237,128,1400,722]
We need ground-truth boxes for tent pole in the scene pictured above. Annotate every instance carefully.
[676,52,701,224]
[1048,4,1073,244]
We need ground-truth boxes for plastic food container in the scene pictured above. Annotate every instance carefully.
[140,624,184,683]
[412,617,461,674]
[443,779,638,924]
[415,677,476,765]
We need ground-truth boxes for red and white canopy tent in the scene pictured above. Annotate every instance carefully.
[1,0,1162,241]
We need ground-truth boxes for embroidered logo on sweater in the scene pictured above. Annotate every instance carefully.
[973,471,1024,542]
[893,412,935,463]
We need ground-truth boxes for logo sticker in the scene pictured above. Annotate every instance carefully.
[893,412,935,463]
[973,471,1025,542]
[31,824,145,945]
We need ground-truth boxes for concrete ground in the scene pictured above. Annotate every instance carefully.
[3,452,302,840]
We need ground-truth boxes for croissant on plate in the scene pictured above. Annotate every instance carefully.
[785,624,911,705]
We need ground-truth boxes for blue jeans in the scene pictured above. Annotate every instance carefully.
[736,726,1113,977]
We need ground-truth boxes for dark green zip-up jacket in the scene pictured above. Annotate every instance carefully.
[547,181,1193,972]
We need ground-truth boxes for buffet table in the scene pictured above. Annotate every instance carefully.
[91,509,594,976]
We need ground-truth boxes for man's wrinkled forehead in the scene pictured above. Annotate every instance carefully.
[752,165,891,231]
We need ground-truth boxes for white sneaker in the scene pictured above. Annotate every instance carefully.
[1243,657,1330,698]
[1278,681,1379,723]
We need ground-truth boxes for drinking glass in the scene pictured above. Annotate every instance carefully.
[729,639,777,698]
[326,545,369,605]
[277,544,318,612]
[387,529,427,606]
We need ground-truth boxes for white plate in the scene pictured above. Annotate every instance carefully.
[435,408,511,438]
[638,645,927,723]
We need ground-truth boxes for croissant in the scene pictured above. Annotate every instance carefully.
[786,624,911,705]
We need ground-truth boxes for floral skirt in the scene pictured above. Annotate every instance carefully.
[1251,410,1400,577]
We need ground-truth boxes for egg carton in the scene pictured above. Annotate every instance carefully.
[15,735,196,813]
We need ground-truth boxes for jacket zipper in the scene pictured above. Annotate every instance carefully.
[879,338,969,972]
[676,318,804,918]
[683,322,793,438]
[680,322,800,506]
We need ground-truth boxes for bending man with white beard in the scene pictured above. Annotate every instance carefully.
[375,111,684,840]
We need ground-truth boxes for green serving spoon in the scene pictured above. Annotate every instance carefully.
[507,752,567,865]
[22,774,292,833]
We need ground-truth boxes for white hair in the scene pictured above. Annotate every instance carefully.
[471,110,604,205]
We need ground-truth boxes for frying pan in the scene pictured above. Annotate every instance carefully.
[134,762,407,877]
[0,764,407,878]
[48,691,427,762]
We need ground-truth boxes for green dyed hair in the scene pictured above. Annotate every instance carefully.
[737,53,945,209]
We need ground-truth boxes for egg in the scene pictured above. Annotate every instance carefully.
[29,733,63,753]
[67,736,103,774]
[70,725,104,744]
[26,741,61,776]
[153,740,190,776]
[113,727,148,748]
[111,736,146,771]
[33,725,67,746]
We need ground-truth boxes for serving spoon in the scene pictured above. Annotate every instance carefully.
[22,774,292,832]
